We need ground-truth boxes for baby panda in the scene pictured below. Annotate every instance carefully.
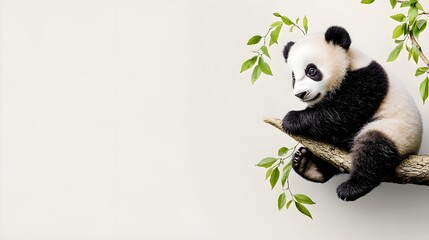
[282,26,423,201]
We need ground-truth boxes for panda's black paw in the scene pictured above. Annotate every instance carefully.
[292,147,334,183]
[281,111,300,134]
[336,179,379,201]
[292,147,309,168]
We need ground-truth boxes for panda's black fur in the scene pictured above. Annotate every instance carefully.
[282,61,388,150]
[281,26,421,201]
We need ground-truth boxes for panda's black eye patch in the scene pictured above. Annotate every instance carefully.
[292,72,296,88]
[305,64,323,81]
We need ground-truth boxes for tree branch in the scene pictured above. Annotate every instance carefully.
[264,118,429,186]
[410,32,429,67]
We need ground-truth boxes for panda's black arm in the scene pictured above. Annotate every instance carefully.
[281,110,308,135]
[281,107,353,139]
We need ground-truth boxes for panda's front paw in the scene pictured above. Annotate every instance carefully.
[336,179,379,201]
[281,111,300,134]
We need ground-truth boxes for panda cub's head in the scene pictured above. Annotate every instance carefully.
[283,26,352,105]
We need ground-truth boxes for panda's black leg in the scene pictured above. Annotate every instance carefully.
[292,147,340,183]
[336,130,401,201]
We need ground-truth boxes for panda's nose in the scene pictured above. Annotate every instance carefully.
[295,91,307,99]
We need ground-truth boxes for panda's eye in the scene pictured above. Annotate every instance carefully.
[307,67,317,77]
[305,64,323,81]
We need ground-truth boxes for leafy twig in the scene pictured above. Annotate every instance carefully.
[410,32,429,66]
[240,13,308,84]
[372,0,429,102]
[256,144,315,219]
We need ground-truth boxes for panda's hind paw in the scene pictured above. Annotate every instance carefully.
[336,179,379,201]
[292,147,306,165]
[292,147,335,183]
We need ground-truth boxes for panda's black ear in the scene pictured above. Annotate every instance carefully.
[325,26,351,50]
[283,41,295,62]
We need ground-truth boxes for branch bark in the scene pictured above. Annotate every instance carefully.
[410,32,429,67]
[264,117,429,186]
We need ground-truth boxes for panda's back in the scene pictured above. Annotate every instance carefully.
[346,47,423,155]
[358,73,423,155]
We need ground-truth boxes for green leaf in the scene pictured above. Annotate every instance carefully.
[408,6,418,22]
[402,22,409,33]
[361,0,375,4]
[270,21,283,28]
[256,157,277,168]
[390,0,397,8]
[416,67,429,76]
[265,167,275,180]
[392,24,404,38]
[420,77,429,103]
[417,19,427,30]
[281,161,292,188]
[278,147,288,156]
[258,57,273,76]
[247,35,262,45]
[295,18,300,24]
[408,46,413,61]
[295,202,313,219]
[387,42,404,62]
[273,12,281,17]
[294,194,316,205]
[289,26,294,32]
[416,2,424,10]
[270,168,280,189]
[390,13,406,22]
[278,192,286,210]
[270,24,282,45]
[251,65,262,84]
[303,15,308,34]
[420,21,427,32]
[281,16,293,26]
[412,23,421,38]
[400,1,411,8]
[259,63,272,76]
[286,200,293,209]
[261,46,270,59]
[412,46,420,63]
[240,56,258,73]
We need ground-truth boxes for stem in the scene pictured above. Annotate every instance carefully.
[294,24,306,35]
[262,27,272,46]
[410,32,429,67]
[286,179,295,197]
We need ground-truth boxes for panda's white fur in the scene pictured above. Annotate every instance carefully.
[348,47,372,71]
[282,26,423,201]
[357,73,423,155]
[288,34,349,105]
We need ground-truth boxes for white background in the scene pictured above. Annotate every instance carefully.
[1,0,429,239]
